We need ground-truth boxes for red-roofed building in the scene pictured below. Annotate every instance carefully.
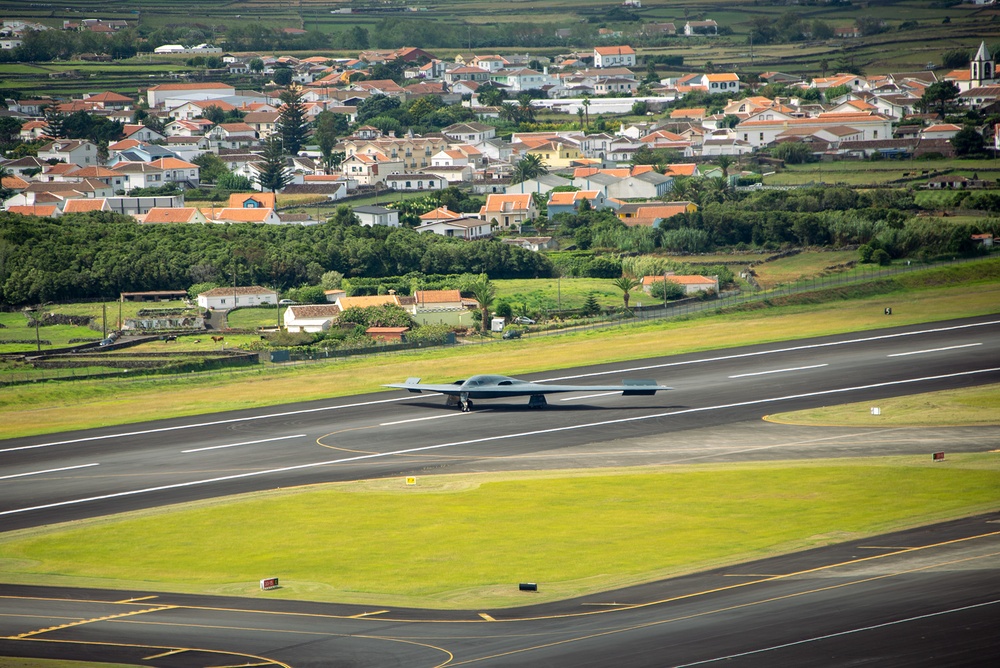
[593,45,636,68]
[478,193,538,231]
[642,273,719,295]
[141,207,208,224]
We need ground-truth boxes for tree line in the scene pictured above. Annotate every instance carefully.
[0,212,553,307]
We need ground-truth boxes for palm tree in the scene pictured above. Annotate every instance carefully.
[576,106,585,130]
[715,155,734,178]
[498,102,518,124]
[468,274,496,334]
[612,276,641,314]
[512,154,548,184]
[516,94,536,124]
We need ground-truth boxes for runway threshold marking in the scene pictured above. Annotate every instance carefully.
[668,598,1000,667]
[3,366,1000,519]
[729,364,828,379]
[887,342,982,357]
[0,463,99,481]
[11,605,175,639]
[7,319,997,457]
[181,434,305,453]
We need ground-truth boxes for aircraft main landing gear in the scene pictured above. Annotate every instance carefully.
[528,394,548,409]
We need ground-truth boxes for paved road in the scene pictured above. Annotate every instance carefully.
[1,315,999,665]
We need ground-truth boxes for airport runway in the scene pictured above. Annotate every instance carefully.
[1,315,999,666]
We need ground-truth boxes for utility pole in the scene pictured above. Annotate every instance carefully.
[102,303,107,339]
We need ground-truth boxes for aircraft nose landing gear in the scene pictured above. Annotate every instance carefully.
[460,393,473,412]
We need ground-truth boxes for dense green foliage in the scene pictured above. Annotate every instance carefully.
[0,212,553,306]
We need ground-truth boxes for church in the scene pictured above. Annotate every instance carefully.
[948,41,998,92]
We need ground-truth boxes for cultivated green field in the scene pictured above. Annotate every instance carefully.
[764,160,1000,187]
[1,455,996,607]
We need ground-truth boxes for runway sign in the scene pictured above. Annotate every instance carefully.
[260,577,279,590]
[519,582,538,591]
[933,452,945,461]
[871,407,881,415]
[406,476,416,485]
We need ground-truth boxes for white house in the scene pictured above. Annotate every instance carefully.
[354,205,400,228]
[593,46,636,68]
[416,217,492,240]
[197,285,278,310]
[37,140,98,167]
[385,173,447,192]
[284,304,342,333]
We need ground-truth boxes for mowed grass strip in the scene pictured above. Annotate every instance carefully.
[0,456,996,608]
[767,383,1000,428]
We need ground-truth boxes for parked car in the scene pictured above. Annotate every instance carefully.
[502,328,522,340]
[278,299,297,305]
[513,316,535,325]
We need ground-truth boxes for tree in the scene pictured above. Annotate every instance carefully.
[951,127,984,157]
[512,154,548,184]
[476,83,505,107]
[920,81,960,120]
[277,84,309,155]
[248,58,264,74]
[650,278,685,301]
[941,49,970,70]
[255,136,290,194]
[468,273,496,334]
[193,152,229,183]
[43,108,65,139]
[582,292,600,316]
[272,67,293,87]
[715,155,734,178]
[611,275,641,313]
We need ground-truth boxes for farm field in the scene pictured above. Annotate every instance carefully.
[764,160,1000,187]
[0,454,996,607]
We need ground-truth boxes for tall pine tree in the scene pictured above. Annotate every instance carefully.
[255,136,290,194]
[277,84,309,155]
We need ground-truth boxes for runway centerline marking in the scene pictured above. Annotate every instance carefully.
[729,364,828,379]
[380,413,468,426]
[2,366,998,519]
[4,319,997,455]
[181,434,305,454]
[560,391,621,401]
[0,463,99,481]
[887,342,982,357]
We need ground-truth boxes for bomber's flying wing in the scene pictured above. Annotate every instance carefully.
[384,375,670,411]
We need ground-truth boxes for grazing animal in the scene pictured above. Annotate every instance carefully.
[211,335,225,343]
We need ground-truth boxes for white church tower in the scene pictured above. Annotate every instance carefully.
[970,41,994,87]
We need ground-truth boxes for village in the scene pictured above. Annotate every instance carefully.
[2,27,999,233]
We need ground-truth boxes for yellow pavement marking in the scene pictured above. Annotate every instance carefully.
[143,648,187,660]
[116,595,158,604]
[349,610,390,618]
[451,549,1000,665]
[857,546,910,550]
[723,574,779,578]
[8,637,290,668]
[478,613,495,621]
[11,606,175,639]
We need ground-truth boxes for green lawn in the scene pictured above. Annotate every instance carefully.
[768,383,1000,428]
[1,455,996,608]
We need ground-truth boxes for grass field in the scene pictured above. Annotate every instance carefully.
[767,383,1000,428]
[1,454,996,607]
[0,258,997,438]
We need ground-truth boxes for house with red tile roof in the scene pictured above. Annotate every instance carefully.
[642,273,718,295]
[593,45,636,68]
[140,207,208,224]
[478,193,538,231]
[62,198,110,214]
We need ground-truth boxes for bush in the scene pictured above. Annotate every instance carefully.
[872,249,891,266]
[649,279,686,300]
